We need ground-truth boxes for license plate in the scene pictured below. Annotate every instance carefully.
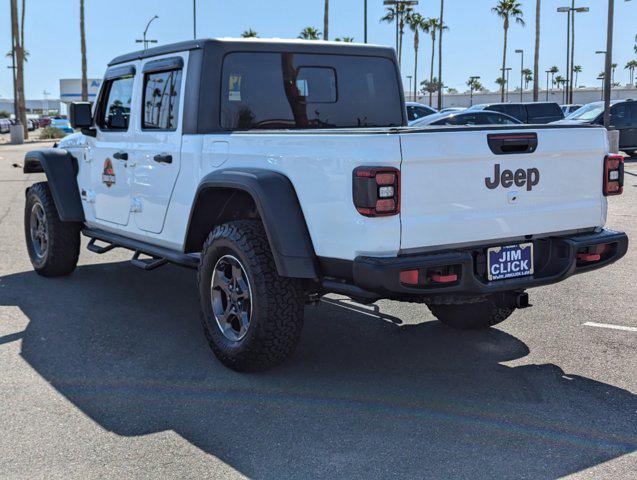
[487,243,534,281]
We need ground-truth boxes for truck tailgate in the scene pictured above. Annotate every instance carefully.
[399,127,607,251]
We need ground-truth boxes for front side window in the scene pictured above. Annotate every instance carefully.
[98,76,134,130]
[220,52,403,130]
[142,69,182,130]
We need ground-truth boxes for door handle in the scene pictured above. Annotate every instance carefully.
[154,154,173,164]
[113,151,128,161]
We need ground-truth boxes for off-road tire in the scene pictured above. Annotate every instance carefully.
[429,299,514,330]
[24,182,80,277]
[198,220,305,372]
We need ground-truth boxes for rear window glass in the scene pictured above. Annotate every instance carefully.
[220,52,403,130]
[527,103,562,117]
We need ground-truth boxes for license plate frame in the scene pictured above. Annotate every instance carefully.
[487,243,534,281]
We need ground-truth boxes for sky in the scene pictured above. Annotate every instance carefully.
[1,0,636,101]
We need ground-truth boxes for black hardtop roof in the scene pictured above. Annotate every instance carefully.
[108,38,396,66]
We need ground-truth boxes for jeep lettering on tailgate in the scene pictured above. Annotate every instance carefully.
[485,164,540,191]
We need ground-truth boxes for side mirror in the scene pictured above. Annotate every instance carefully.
[69,102,93,129]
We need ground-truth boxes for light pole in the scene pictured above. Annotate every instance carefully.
[469,75,480,106]
[406,75,413,99]
[515,49,524,101]
[569,5,589,103]
[43,90,50,116]
[503,67,512,101]
[136,15,159,50]
[557,7,571,105]
[545,69,551,101]
[193,0,197,39]
[364,0,368,43]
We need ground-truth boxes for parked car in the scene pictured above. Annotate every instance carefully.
[561,104,582,116]
[23,38,627,372]
[439,107,467,114]
[38,117,52,128]
[406,102,437,124]
[553,99,637,156]
[410,110,522,127]
[50,118,74,133]
[0,118,11,133]
[469,102,564,124]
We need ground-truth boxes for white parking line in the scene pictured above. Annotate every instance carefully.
[583,322,637,333]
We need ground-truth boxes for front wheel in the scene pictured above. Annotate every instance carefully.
[198,220,305,372]
[24,182,80,277]
[429,298,514,330]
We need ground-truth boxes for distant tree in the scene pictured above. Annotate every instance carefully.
[0,110,11,118]
[381,3,414,68]
[423,18,447,107]
[611,62,618,85]
[446,87,458,94]
[495,77,506,89]
[573,65,582,88]
[492,0,525,102]
[241,29,258,38]
[625,60,637,86]
[522,68,532,89]
[298,27,322,40]
[406,12,426,101]
[420,78,443,97]
[335,37,354,42]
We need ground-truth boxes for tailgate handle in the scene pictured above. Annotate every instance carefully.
[487,133,538,155]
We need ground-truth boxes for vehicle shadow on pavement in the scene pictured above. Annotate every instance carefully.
[1,261,636,479]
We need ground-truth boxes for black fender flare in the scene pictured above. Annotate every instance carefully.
[186,168,318,279]
[23,148,85,222]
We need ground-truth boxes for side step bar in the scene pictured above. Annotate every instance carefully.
[82,227,200,270]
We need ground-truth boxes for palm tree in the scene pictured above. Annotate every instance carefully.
[492,0,525,102]
[10,0,27,138]
[522,68,532,89]
[80,0,88,102]
[625,60,637,86]
[554,75,566,101]
[420,78,441,97]
[466,77,483,105]
[533,0,541,101]
[241,29,258,38]
[335,37,354,42]
[423,18,444,107]
[323,0,329,41]
[406,12,426,102]
[611,63,618,86]
[549,65,559,94]
[437,0,445,110]
[573,65,582,89]
[381,3,414,68]
[298,27,322,40]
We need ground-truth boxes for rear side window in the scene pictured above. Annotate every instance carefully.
[142,69,182,130]
[485,113,519,125]
[220,52,403,130]
[98,76,134,131]
[527,103,563,122]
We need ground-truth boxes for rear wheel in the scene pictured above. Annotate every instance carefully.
[429,298,514,330]
[24,182,80,277]
[198,220,305,372]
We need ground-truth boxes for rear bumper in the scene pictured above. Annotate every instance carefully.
[351,229,628,298]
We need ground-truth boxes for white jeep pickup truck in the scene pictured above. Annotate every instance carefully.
[23,39,628,371]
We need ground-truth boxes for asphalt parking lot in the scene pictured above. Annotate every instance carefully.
[0,140,635,479]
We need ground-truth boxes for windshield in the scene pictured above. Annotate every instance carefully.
[566,103,603,121]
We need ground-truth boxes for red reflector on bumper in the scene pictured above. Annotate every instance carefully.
[431,273,458,283]
[399,270,419,285]
[577,253,601,262]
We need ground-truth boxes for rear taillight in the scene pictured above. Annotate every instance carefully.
[603,155,624,196]
[353,167,400,217]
